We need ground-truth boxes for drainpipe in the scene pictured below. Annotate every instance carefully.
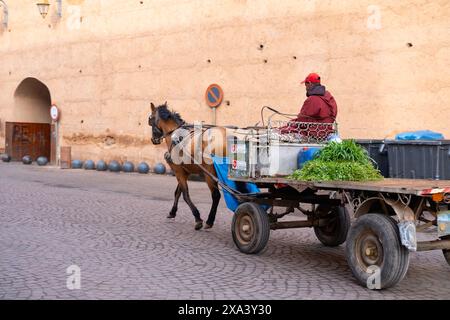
[0,1,8,29]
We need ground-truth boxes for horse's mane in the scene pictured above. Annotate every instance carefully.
[157,103,185,126]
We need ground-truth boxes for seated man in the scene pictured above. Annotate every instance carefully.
[281,73,338,140]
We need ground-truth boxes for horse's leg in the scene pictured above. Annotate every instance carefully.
[204,177,221,229]
[178,173,203,230]
[167,184,182,219]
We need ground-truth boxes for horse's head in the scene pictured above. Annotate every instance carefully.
[148,102,184,145]
[148,102,164,144]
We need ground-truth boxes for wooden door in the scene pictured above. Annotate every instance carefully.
[5,122,51,161]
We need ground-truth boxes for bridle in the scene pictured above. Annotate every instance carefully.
[149,110,186,144]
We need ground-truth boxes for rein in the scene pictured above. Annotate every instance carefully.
[161,123,186,140]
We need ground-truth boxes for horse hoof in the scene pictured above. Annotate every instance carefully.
[204,224,213,230]
[167,214,176,219]
[195,221,203,231]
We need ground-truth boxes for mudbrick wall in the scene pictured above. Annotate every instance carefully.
[0,0,449,164]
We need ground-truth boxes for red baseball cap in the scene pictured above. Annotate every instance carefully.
[301,73,321,84]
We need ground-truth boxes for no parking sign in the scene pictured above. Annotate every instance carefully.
[205,84,224,108]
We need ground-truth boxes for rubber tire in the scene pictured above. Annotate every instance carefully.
[314,205,351,247]
[444,250,450,266]
[443,236,450,266]
[232,202,270,254]
[346,214,410,289]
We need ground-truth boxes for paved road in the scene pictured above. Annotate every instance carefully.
[0,162,449,300]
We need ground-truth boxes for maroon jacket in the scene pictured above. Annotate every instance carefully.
[280,85,337,138]
[296,85,337,123]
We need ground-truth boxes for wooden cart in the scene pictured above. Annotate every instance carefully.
[225,176,450,289]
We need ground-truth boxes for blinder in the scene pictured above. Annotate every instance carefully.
[149,113,164,144]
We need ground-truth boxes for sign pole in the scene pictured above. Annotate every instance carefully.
[50,104,60,166]
[56,121,60,166]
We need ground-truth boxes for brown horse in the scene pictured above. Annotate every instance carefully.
[148,102,227,230]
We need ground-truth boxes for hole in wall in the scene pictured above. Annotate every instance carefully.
[105,136,116,146]
[406,42,413,47]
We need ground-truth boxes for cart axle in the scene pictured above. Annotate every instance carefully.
[417,239,450,251]
[270,219,328,230]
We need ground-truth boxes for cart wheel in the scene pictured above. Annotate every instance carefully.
[346,214,410,289]
[443,236,450,266]
[314,205,350,247]
[444,250,450,266]
[232,202,270,254]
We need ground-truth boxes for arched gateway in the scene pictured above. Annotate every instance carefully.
[5,78,53,162]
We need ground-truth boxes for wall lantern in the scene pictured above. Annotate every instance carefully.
[0,0,8,29]
[36,0,62,19]
[36,0,50,19]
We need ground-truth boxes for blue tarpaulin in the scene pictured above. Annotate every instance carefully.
[212,156,264,212]
[395,130,444,141]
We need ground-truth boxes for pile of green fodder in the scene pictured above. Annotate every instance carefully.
[289,140,383,182]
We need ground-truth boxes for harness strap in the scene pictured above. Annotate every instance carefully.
[155,119,252,198]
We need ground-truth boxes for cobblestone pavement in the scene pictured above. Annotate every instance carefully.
[0,162,449,300]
